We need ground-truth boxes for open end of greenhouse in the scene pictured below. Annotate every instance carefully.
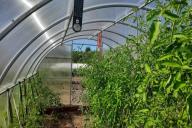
[0,0,192,127]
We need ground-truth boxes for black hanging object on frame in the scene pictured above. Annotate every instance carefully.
[72,0,84,32]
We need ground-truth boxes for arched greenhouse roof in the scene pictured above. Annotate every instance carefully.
[0,0,154,94]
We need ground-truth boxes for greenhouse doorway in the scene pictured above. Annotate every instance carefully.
[38,44,73,105]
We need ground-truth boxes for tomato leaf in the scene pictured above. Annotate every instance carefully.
[173,34,188,41]
[157,54,173,61]
[162,62,181,68]
[187,94,192,117]
[173,81,186,90]
[147,9,161,21]
[182,65,192,70]
[163,10,179,20]
[145,64,151,73]
[149,21,161,45]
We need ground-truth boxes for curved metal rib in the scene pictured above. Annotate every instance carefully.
[28,37,113,77]
[0,0,53,41]
[0,2,152,86]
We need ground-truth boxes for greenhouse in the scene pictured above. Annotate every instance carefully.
[0,0,192,127]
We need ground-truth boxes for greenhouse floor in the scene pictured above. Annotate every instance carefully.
[43,77,86,128]
[59,77,84,105]
[44,106,86,128]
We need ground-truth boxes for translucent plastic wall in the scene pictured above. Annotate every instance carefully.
[0,93,8,128]
[38,45,72,104]
[0,0,154,96]
[0,86,23,128]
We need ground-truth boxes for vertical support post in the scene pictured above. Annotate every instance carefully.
[136,11,139,44]
[97,32,103,55]
[7,89,13,126]
[12,88,23,128]
[23,79,28,115]
[70,42,73,105]
[29,78,35,99]
[19,82,24,124]
[32,76,39,96]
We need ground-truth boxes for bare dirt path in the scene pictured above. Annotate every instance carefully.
[44,106,86,128]
[44,77,87,128]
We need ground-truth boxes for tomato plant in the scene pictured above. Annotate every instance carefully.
[81,0,192,127]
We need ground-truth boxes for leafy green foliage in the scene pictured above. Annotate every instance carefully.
[149,20,161,45]
[72,49,96,63]
[163,10,179,20]
[10,74,60,128]
[81,1,192,127]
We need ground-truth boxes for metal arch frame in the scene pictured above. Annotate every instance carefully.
[0,16,69,85]
[14,19,142,82]
[66,43,98,47]
[31,43,62,75]
[0,0,53,41]
[13,27,120,82]
[13,37,62,83]
[31,38,106,75]
[68,28,127,38]
[29,37,113,77]
[64,36,116,47]
[0,2,152,85]
[12,20,142,84]
[89,1,154,39]
[27,33,117,76]
[12,20,129,85]
[0,2,152,41]
[12,27,119,83]
[0,20,134,84]
[31,43,63,75]
[65,34,120,45]
[63,38,112,48]
[65,29,127,40]
[13,29,115,83]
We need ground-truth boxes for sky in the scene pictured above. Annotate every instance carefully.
[65,39,110,52]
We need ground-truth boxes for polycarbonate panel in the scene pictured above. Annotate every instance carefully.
[24,43,70,77]
[103,43,111,51]
[0,93,8,128]
[84,0,142,7]
[67,21,113,35]
[67,41,96,50]
[92,36,117,48]
[18,40,63,81]
[1,21,66,86]
[122,9,148,30]
[101,31,126,45]
[38,45,72,104]
[145,0,156,8]
[47,45,72,58]
[29,44,71,77]
[64,35,94,43]
[66,30,97,40]
[0,0,149,91]
[83,7,132,23]
[0,16,42,76]
[69,39,110,51]
[11,85,20,126]
[107,23,138,37]
[0,0,41,31]
[0,0,72,86]
[26,44,61,77]
[19,41,62,79]
[64,35,116,48]
[66,30,125,46]
[34,0,72,28]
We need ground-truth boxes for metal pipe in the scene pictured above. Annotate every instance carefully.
[0,3,151,85]
[0,0,53,41]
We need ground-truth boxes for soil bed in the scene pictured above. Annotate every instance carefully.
[44,105,88,128]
